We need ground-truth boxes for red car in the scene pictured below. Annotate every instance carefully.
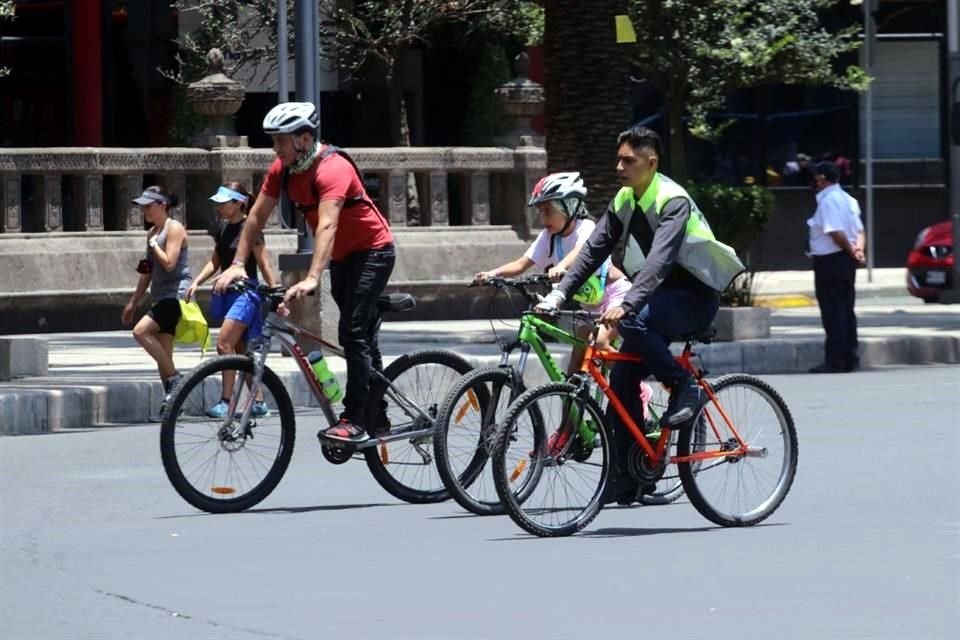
[906,220,954,302]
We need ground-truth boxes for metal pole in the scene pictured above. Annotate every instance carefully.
[293,0,317,254]
[863,1,875,283]
[277,0,288,102]
[948,0,960,302]
[311,0,321,125]
[294,0,317,108]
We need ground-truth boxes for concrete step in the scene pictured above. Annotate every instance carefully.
[3,332,958,435]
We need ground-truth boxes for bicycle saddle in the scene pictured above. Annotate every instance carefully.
[677,325,716,344]
[377,293,416,313]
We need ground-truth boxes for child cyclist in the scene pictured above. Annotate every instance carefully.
[473,171,631,352]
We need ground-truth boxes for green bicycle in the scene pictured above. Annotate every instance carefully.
[433,275,683,516]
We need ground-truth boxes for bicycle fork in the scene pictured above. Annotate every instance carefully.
[220,339,271,439]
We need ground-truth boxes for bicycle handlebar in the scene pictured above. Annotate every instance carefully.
[227,278,289,306]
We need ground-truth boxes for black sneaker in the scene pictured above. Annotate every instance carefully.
[602,474,640,506]
[661,376,706,428]
[159,373,184,417]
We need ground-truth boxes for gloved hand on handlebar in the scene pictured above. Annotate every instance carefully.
[535,288,566,313]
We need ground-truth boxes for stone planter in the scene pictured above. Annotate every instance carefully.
[713,306,771,342]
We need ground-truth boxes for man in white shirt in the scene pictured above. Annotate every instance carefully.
[807,161,866,373]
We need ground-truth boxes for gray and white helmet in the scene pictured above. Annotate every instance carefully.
[528,172,587,206]
[262,102,319,134]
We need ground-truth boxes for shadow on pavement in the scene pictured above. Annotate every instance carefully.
[154,502,400,519]
[429,512,490,520]
[583,521,789,538]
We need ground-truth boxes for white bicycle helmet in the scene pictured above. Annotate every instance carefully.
[262,102,319,134]
[528,172,587,206]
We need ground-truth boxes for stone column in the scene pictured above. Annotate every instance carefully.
[494,53,546,234]
[42,175,63,232]
[74,175,104,230]
[1,176,21,232]
[493,53,545,149]
[466,171,491,225]
[387,171,408,226]
[167,173,187,224]
[116,175,144,230]
[186,49,247,149]
[427,171,449,226]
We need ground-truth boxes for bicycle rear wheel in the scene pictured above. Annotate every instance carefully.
[492,383,610,537]
[159,355,296,513]
[677,374,798,527]
[363,350,473,504]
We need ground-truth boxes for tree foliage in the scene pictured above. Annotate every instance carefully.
[623,0,868,178]
[164,1,284,85]
[165,1,541,85]
[328,1,542,82]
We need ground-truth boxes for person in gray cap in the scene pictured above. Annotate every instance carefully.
[122,185,192,408]
[806,161,865,373]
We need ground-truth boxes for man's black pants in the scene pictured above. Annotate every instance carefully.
[329,245,395,426]
[813,251,859,370]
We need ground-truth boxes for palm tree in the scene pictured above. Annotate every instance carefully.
[543,0,630,215]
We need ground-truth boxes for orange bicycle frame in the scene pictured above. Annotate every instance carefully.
[579,343,752,466]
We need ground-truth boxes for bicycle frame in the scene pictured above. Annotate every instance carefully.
[225,298,439,449]
[500,312,587,382]
[578,340,754,467]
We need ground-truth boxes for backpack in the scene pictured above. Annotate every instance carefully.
[278,144,383,229]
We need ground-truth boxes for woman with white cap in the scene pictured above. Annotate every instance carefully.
[122,185,192,408]
[185,181,277,418]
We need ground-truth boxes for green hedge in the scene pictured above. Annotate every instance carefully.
[685,183,775,306]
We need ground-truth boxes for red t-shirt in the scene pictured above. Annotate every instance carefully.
[260,150,394,262]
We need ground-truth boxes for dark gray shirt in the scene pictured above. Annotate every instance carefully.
[148,220,192,301]
[558,196,708,312]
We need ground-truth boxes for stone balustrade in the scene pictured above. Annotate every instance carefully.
[0,146,547,234]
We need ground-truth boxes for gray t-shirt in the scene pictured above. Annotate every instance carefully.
[148,219,192,301]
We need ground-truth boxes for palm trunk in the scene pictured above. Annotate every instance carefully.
[544,0,631,216]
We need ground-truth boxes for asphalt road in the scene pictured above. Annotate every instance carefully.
[1,366,958,640]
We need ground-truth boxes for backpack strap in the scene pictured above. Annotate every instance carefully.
[318,144,377,210]
[281,144,390,230]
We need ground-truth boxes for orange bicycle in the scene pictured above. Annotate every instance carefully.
[491,309,798,537]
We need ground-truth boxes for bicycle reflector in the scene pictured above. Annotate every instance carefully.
[211,486,237,495]
[455,388,480,424]
[510,459,527,483]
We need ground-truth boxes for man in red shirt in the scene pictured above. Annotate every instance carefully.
[215,102,395,443]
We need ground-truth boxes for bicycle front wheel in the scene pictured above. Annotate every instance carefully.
[159,355,296,513]
[434,366,531,516]
[492,383,610,537]
[677,374,798,527]
[363,349,473,504]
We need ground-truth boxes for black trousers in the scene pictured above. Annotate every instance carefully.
[329,245,396,425]
[813,251,859,369]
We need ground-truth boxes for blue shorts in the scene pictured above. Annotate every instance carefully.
[211,289,263,341]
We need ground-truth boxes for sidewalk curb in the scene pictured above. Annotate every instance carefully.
[2,333,958,436]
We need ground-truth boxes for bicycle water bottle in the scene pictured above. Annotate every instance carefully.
[307,351,343,403]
